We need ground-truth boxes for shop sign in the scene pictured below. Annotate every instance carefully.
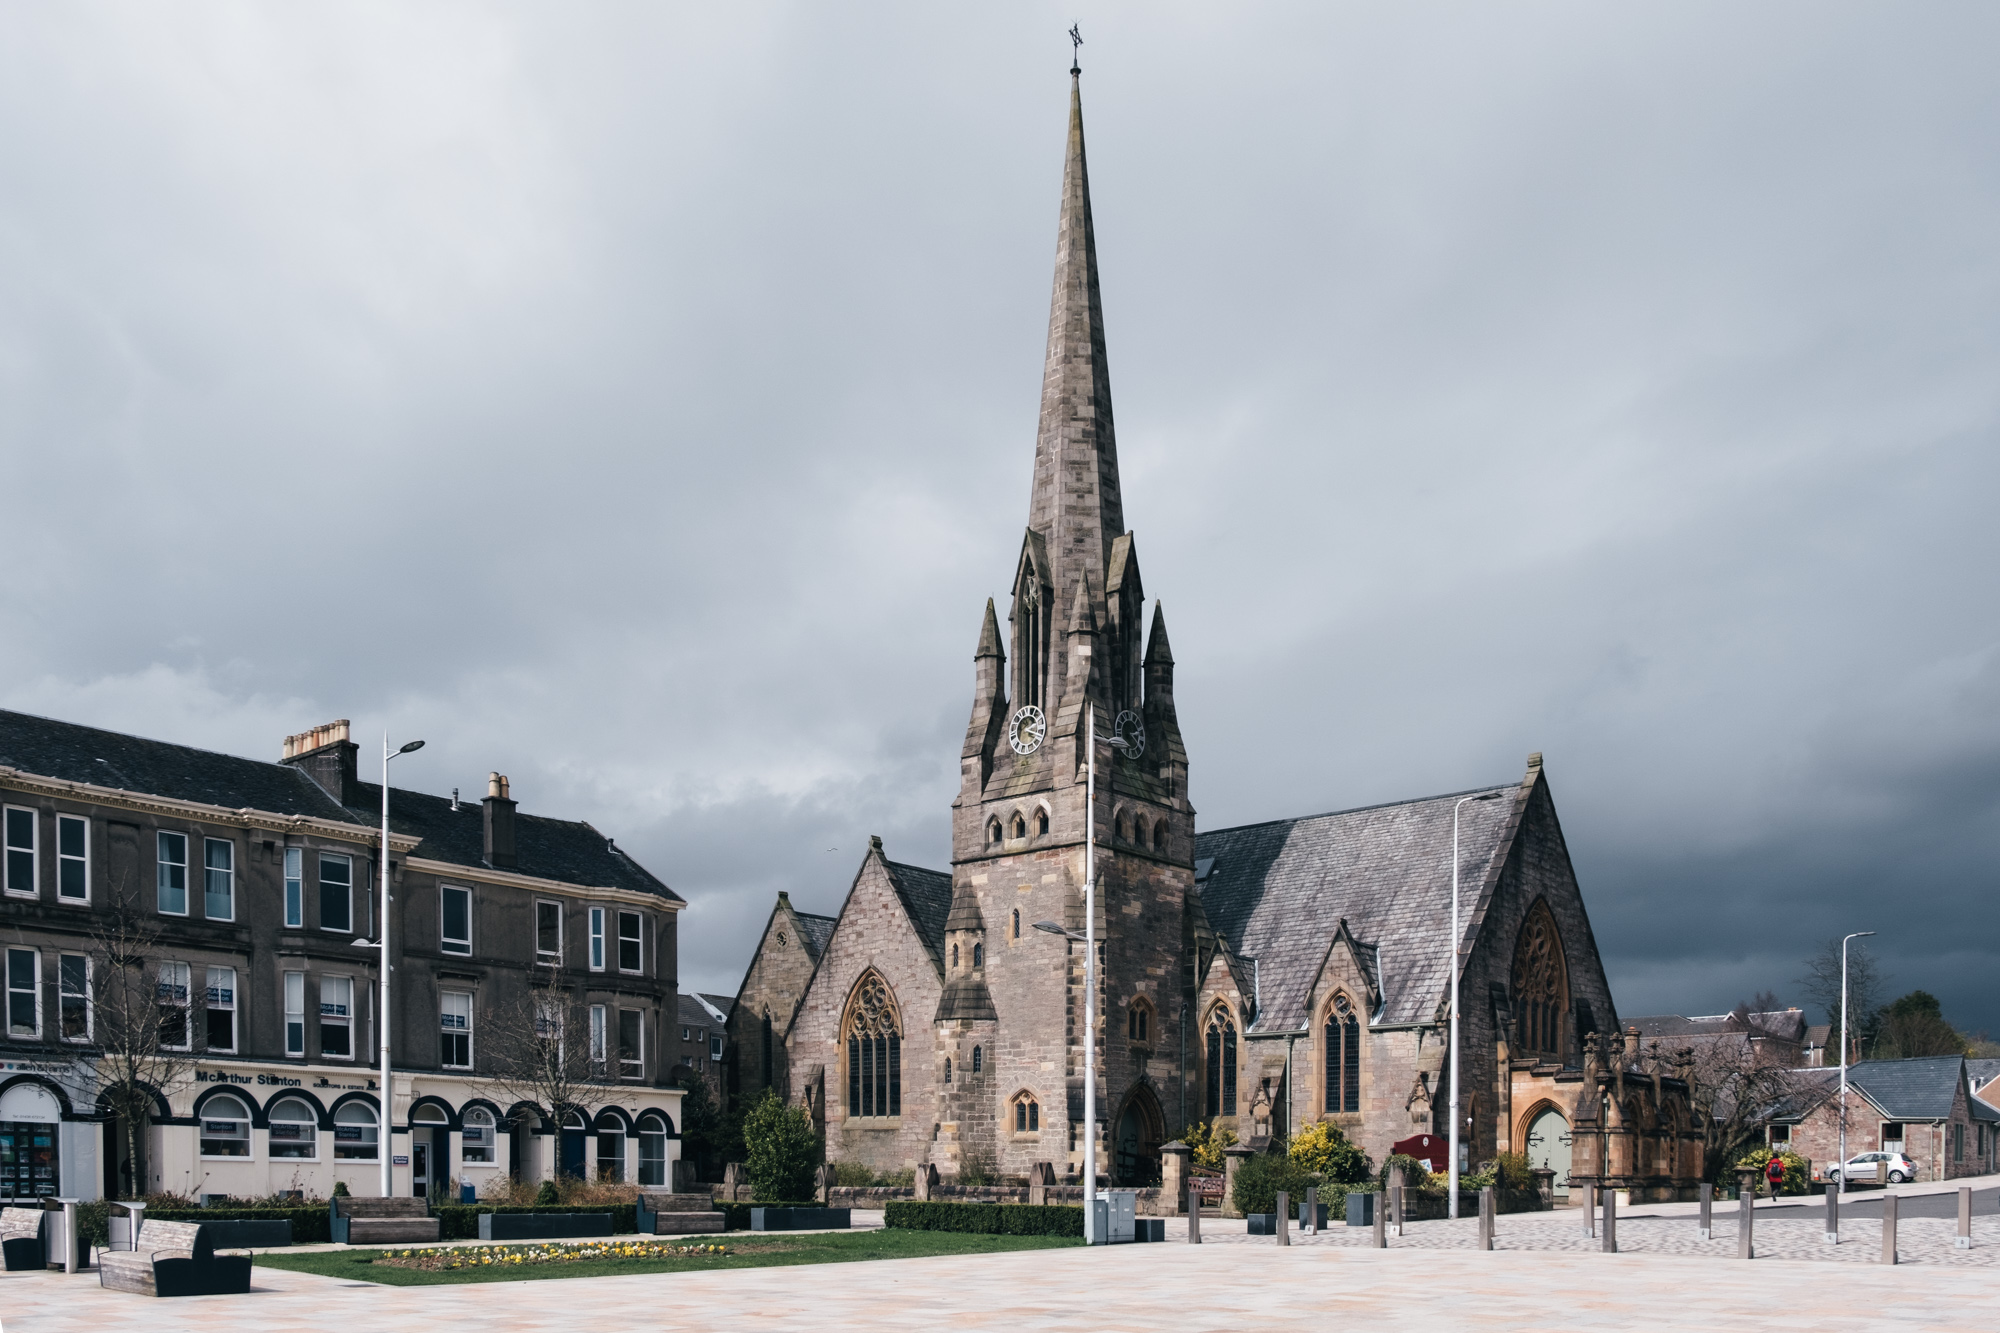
[194,1070,304,1087]
[392,1156,409,1166]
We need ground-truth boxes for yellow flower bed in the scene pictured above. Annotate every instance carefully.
[376,1241,728,1272]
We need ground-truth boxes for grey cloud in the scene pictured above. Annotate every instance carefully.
[2,3,1996,1022]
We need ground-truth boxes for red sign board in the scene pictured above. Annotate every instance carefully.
[1390,1134,1446,1174]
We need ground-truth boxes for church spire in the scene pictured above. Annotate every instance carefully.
[1026,66,1122,612]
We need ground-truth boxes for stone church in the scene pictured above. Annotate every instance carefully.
[725,68,1700,1197]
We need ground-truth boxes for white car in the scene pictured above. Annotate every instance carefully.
[1827,1151,1916,1184]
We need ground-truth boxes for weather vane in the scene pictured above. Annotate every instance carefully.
[1069,24,1082,74]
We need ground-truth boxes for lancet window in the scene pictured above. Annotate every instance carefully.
[1323,993,1361,1114]
[1511,901,1570,1061]
[1205,1008,1238,1118]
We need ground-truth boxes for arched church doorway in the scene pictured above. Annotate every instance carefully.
[1113,1085,1164,1186]
[1523,1105,1571,1200]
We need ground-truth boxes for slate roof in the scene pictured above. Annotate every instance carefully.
[1964,1058,2000,1093]
[0,709,356,822]
[1194,783,1519,1032]
[677,993,722,1028]
[1630,1010,1807,1042]
[698,993,736,1021]
[883,858,954,966]
[348,780,678,902]
[1847,1056,1969,1121]
[794,912,838,961]
[0,709,676,902]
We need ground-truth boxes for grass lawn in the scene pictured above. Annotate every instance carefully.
[253,1230,1080,1286]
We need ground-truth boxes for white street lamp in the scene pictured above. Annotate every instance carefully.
[1033,709,1128,1246]
[1448,790,1502,1220]
[1837,930,1875,1196]
[371,734,424,1197]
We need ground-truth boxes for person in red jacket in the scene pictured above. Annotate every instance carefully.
[1765,1154,1787,1198]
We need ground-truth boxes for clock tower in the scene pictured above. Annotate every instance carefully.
[940,63,1194,1183]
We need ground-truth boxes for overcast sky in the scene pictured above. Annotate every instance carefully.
[3,3,1996,1031]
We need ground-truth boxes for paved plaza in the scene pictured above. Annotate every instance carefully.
[5,1235,1997,1333]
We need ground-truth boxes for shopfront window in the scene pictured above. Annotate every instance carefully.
[0,1120,58,1198]
[268,1096,318,1159]
[333,1102,378,1160]
[595,1111,626,1183]
[463,1107,495,1164]
[200,1095,251,1157]
[637,1112,669,1186]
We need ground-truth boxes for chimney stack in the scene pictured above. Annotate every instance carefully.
[483,772,517,869]
[281,719,360,806]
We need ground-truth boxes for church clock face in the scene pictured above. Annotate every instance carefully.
[1008,705,1047,755]
[1113,710,1145,761]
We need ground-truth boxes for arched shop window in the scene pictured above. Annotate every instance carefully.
[199,1095,251,1157]
[331,1102,376,1160]
[596,1110,626,1183]
[462,1107,496,1164]
[269,1097,319,1159]
[637,1112,669,1187]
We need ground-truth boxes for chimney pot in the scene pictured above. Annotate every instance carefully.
[483,774,518,868]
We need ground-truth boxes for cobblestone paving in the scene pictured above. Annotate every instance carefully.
[1178,1208,2000,1266]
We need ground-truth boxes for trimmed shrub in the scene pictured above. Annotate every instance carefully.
[720,1201,823,1231]
[1231,1149,1319,1217]
[534,1179,560,1206]
[884,1201,1083,1237]
[146,1207,332,1244]
[435,1204,638,1240]
[743,1090,821,1203]
[1732,1147,1809,1195]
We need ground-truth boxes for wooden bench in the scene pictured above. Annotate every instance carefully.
[97,1221,251,1297]
[329,1195,438,1245]
[1,1206,46,1271]
[637,1192,725,1235]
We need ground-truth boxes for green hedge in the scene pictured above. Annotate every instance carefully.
[434,1204,639,1240]
[718,1201,821,1231]
[884,1201,1083,1237]
[146,1208,333,1244]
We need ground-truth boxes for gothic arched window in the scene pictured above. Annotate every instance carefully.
[1115,811,1131,841]
[1152,820,1168,852]
[1511,900,1570,1061]
[1127,997,1153,1043]
[1205,1008,1238,1118]
[951,943,959,968]
[844,973,902,1119]
[1012,908,1021,939]
[944,1056,952,1084]
[1323,993,1361,1114]
[972,1046,982,1073]
[972,943,983,968]
[1010,813,1027,841]
[987,819,1002,848]
[1034,809,1049,837]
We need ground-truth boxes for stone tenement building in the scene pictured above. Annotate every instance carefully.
[1,712,684,1202]
[725,67,1703,1198]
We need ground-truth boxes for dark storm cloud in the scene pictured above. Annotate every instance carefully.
[2,4,1996,1025]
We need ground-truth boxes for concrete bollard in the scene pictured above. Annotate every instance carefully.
[1881,1192,1898,1266]
[1958,1187,1972,1251]
[1305,1185,1318,1237]
[1478,1185,1495,1251]
[1738,1183,1754,1260]
[1373,1193,1387,1248]
[1601,1188,1617,1253]
[1697,1182,1712,1240]
[1581,1182,1596,1237]
[1186,1181,1202,1244]
[1276,1191,1290,1247]
[1825,1181,1838,1244]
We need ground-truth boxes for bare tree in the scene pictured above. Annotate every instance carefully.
[1652,1031,1832,1182]
[480,963,603,1172]
[1795,937,1887,1063]
[68,884,199,1198]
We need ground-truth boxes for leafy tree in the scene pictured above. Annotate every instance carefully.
[1288,1120,1368,1183]
[742,1089,819,1202]
[674,1070,735,1183]
[1874,990,1970,1059]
